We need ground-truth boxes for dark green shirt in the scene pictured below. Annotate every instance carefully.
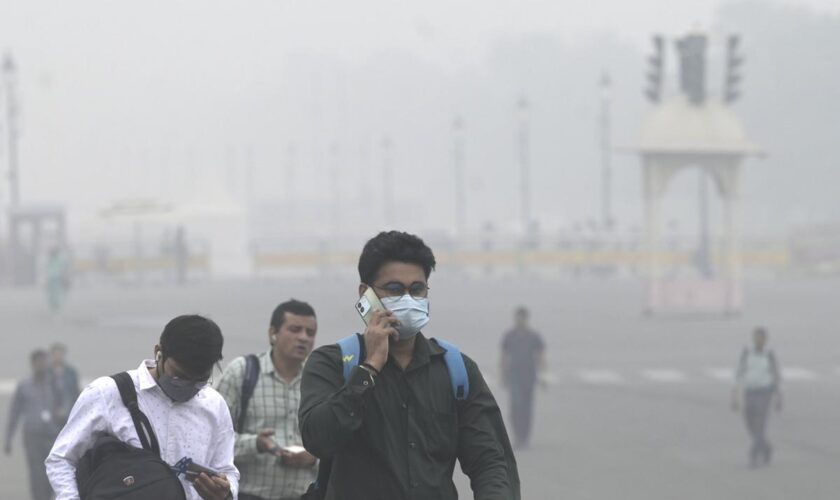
[300,333,520,500]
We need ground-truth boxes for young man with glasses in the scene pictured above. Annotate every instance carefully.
[46,315,239,500]
[215,299,319,500]
[300,230,520,500]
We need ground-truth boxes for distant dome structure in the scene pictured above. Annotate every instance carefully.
[636,96,761,155]
[631,96,763,317]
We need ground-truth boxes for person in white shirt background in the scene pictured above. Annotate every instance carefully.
[731,326,783,468]
[45,314,240,500]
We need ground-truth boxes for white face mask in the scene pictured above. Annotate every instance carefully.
[380,294,430,339]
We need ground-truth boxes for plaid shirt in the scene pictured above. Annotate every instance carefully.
[215,350,316,499]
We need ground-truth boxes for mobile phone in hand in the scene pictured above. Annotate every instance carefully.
[355,286,387,325]
[183,461,223,482]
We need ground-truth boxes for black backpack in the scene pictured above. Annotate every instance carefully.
[237,354,260,432]
[75,372,187,500]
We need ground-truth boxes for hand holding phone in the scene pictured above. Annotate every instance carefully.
[193,472,231,500]
[355,287,399,372]
[355,286,387,325]
[181,460,223,483]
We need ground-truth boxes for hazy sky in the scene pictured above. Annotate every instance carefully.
[0,0,837,243]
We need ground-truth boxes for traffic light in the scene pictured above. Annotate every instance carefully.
[675,34,707,106]
[723,35,743,104]
[644,35,664,103]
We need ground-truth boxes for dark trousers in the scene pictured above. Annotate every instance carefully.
[23,431,56,500]
[744,387,774,463]
[509,382,536,447]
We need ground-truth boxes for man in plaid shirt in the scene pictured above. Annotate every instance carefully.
[216,299,319,500]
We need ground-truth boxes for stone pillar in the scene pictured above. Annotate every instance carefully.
[721,163,742,313]
[643,159,663,312]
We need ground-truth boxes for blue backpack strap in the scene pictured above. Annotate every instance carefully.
[337,334,362,381]
[433,338,469,400]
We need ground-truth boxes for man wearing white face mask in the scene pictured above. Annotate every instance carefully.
[300,230,520,500]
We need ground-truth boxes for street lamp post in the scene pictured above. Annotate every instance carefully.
[329,142,341,239]
[381,136,394,228]
[452,115,466,238]
[517,96,531,237]
[599,71,613,228]
[3,52,20,209]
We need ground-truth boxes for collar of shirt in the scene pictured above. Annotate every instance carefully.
[387,333,445,372]
[138,359,160,391]
[260,350,303,384]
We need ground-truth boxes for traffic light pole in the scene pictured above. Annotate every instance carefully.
[452,115,466,237]
[3,53,19,209]
[600,72,613,228]
[517,96,531,237]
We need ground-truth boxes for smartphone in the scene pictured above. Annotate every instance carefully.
[183,461,223,482]
[355,286,387,325]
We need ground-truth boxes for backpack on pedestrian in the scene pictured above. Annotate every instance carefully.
[237,354,261,432]
[74,372,186,500]
[302,334,469,500]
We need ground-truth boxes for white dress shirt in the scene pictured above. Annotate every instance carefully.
[46,360,240,500]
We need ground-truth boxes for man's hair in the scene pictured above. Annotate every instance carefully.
[159,315,224,375]
[270,299,316,330]
[358,231,436,285]
[754,326,767,337]
[30,349,48,364]
[515,306,529,318]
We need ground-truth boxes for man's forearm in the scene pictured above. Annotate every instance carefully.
[300,366,372,457]
[46,453,80,500]
[233,432,260,459]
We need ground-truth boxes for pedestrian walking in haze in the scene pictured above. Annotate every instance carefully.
[300,230,520,500]
[4,349,63,500]
[732,326,782,467]
[49,343,80,427]
[46,315,239,499]
[500,306,545,449]
[215,299,319,500]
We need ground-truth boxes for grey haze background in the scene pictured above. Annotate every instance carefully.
[0,0,838,247]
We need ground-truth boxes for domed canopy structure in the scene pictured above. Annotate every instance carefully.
[636,96,762,156]
[633,96,762,316]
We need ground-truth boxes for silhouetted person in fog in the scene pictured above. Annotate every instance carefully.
[45,247,69,312]
[500,307,545,449]
[4,350,62,500]
[732,327,782,467]
[49,343,80,426]
[174,225,189,285]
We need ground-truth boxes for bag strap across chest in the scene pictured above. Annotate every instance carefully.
[111,372,160,456]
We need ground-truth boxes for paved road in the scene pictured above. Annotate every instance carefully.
[1,274,838,499]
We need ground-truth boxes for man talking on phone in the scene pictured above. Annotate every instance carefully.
[300,230,520,500]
